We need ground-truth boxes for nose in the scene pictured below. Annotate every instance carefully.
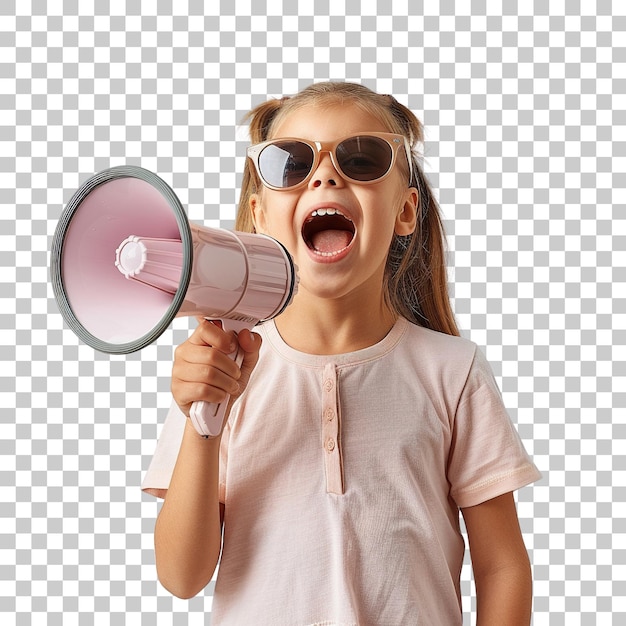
[309,151,343,189]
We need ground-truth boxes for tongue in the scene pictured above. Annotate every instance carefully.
[311,229,353,253]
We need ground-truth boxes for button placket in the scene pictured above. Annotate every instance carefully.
[322,362,344,495]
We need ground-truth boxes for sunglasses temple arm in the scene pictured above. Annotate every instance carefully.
[403,138,414,186]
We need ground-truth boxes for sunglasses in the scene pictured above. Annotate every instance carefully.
[247,132,413,191]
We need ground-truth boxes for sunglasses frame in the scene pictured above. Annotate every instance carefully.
[247,132,414,191]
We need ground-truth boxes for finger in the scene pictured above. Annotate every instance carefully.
[234,329,262,385]
[171,356,241,413]
[173,357,241,392]
[172,381,233,416]
[237,328,262,354]
[187,319,237,354]
[175,343,241,379]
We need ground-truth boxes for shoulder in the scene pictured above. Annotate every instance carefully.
[399,319,477,369]
[402,319,474,351]
[380,319,480,405]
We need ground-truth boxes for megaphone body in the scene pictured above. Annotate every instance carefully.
[51,166,298,437]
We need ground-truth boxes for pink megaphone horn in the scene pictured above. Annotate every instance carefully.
[50,166,298,437]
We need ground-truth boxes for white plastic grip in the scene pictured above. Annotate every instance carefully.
[187,318,255,438]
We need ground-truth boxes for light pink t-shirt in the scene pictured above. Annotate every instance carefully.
[143,318,541,625]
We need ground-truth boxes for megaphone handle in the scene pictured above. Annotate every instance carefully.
[188,318,253,438]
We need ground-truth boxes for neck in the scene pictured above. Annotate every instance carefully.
[273,292,398,355]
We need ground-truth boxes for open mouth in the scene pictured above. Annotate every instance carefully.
[302,209,356,257]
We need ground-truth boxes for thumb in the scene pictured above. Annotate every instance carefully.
[235,328,262,389]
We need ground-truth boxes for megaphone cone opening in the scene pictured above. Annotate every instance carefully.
[50,166,192,354]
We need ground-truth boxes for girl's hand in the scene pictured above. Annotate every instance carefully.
[171,318,262,418]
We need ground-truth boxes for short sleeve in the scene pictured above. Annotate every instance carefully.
[141,401,186,498]
[447,347,541,508]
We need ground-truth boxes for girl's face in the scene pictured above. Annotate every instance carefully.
[249,103,418,309]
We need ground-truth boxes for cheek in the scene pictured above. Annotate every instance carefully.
[369,190,405,234]
[253,191,299,235]
[252,203,296,248]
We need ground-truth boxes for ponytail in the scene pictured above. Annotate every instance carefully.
[235,98,287,233]
[385,165,459,336]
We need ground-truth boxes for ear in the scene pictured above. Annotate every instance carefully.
[395,187,418,236]
[249,193,267,235]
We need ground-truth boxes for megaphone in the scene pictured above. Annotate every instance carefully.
[50,166,298,437]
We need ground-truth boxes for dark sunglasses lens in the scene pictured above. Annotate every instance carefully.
[258,141,314,188]
[336,136,393,181]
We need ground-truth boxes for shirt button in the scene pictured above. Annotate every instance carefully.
[325,408,334,422]
[326,438,336,452]
[323,379,333,392]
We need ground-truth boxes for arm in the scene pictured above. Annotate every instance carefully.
[154,321,261,599]
[155,421,224,598]
[461,492,533,626]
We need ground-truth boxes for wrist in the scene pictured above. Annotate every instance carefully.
[184,416,223,442]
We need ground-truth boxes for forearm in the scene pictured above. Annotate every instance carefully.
[154,419,223,598]
[474,561,533,626]
[462,492,534,626]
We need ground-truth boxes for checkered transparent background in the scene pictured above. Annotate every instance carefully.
[1,1,624,624]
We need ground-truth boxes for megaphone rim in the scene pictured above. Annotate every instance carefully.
[50,165,193,355]
[255,234,299,321]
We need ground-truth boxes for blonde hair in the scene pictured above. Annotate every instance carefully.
[236,82,459,337]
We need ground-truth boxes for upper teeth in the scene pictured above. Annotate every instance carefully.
[310,208,351,219]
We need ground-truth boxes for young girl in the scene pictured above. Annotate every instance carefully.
[142,82,541,625]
